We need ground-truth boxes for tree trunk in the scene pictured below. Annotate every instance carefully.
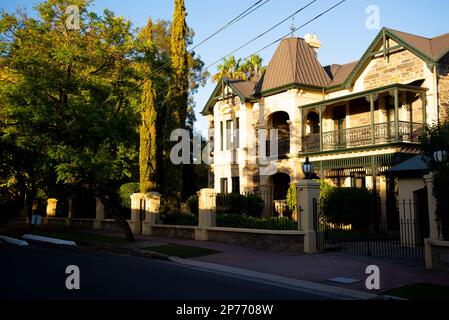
[95,190,135,243]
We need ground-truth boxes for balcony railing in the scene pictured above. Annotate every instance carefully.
[302,121,423,152]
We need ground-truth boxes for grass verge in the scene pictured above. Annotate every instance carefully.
[144,244,222,258]
[35,229,126,245]
[384,283,449,300]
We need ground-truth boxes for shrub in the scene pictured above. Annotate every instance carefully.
[216,213,297,230]
[160,213,198,226]
[245,194,264,217]
[319,185,379,229]
[186,194,198,216]
[118,182,140,209]
[216,193,265,217]
[285,183,297,217]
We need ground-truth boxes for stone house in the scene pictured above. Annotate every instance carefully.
[201,27,449,225]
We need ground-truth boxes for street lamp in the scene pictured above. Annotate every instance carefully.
[433,149,448,164]
[302,157,313,179]
[432,149,448,240]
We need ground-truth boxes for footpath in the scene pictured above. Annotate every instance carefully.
[129,234,449,297]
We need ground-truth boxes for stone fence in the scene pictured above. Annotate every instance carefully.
[43,182,320,254]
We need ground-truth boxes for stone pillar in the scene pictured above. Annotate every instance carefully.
[128,193,145,234]
[93,197,105,230]
[195,188,217,241]
[142,192,161,235]
[424,173,439,239]
[46,198,58,217]
[296,180,320,253]
[287,119,301,155]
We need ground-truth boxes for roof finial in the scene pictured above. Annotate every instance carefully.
[290,16,296,37]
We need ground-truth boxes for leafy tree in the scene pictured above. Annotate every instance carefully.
[420,121,449,239]
[0,0,140,241]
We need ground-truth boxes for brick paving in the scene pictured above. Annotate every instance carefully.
[132,234,449,294]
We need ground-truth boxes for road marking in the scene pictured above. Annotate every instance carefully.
[328,277,360,284]
[22,234,77,246]
[0,235,29,246]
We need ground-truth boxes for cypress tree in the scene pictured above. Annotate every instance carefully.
[163,0,189,199]
[139,18,158,193]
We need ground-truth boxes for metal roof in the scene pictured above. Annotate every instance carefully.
[255,37,332,94]
[385,155,430,176]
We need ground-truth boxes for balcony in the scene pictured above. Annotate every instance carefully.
[302,121,423,152]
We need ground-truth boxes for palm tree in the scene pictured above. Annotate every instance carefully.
[212,54,265,82]
[212,56,244,82]
[240,54,265,80]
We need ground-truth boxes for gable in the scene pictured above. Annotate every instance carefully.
[201,77,256,115]
[361,47,425,90]
[344,28,436,89]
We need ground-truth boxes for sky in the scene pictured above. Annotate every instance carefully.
[2,0,449,136]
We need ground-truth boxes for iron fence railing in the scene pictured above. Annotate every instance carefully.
[302,121,423,152]
[216,191,298,230]
[315,199,425,262]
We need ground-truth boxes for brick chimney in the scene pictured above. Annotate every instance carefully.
[304,34,321,53]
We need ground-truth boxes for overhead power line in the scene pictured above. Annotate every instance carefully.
[205,0,318,69]
[190,0,270,51]
[148,0,271,80]
[205,0,348,72]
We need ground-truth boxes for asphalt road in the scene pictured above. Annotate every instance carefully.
[0,241,329,300]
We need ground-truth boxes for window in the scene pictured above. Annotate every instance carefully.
[226,120,232,150]
[350,172,366,188]
[235,118,240,148]
[231,177,240,194]
[220,178,228,194]
[219,121,223,151]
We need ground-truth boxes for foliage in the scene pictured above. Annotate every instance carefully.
[186,194,198,215]
[0,0,208,240]
[216,193,265,217]
[245,194,265,217]
[138,18,158,193]
[162,0,189,200]
[216,214,297,230]
[285,183,297,216]
[212,54,266,82]
[160,213,198,226]
[319,186,379,229]
[118,182,140,209]
[419,121,449,239]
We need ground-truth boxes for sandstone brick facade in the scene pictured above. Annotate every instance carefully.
[364,50,424,90]
[439,53,449,122]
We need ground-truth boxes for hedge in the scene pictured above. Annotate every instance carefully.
[216,193,265,217]
[319,185,379,229]
[216,213,297,230]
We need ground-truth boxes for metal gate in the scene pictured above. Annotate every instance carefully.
[314,198,425,262]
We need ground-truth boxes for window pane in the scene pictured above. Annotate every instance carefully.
[226,120,232,150]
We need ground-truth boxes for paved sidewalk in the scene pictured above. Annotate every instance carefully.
[131,234,449,294]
